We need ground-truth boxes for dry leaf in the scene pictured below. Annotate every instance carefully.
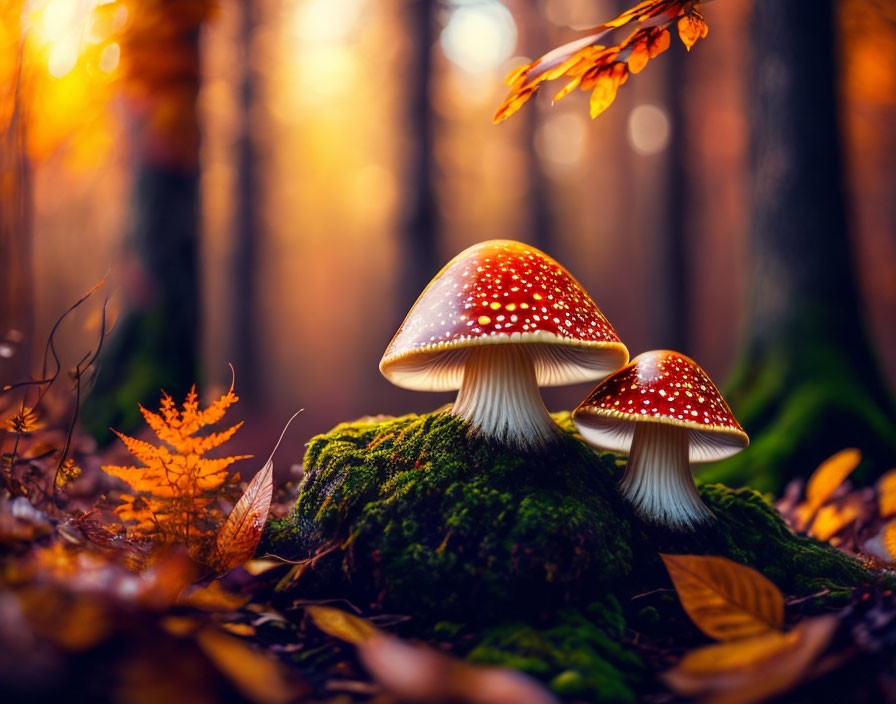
[306,605,380,645]
[215,410,301,573]
[885,521,896,562]
[196,626,303,704]
[660,554,785,640]
[877,469,896,518]
[215,460,273,572]
[179,581,250,612]
[809,494,865,542]
[797,448,861,529]
[661,616,838,704]
[359,633,558,704]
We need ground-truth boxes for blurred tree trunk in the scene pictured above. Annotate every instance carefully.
[0,30,33,385]
[655,43,688,353]
[702,0,896,492]
[83,1,211,441]
[398,0,438,315]
[231,0,259,400]
[522,1,552,254]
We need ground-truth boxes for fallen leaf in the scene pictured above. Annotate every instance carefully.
[661,616,838,704]
[885,521,896,562]
[179,581,250,612]
[306,605,380,645]
[809,494,865,541]
[215,460,273,572]
[798,448,861,529]
[660,554,785,640]
[215,410,302,573]
[877,469,896,518]
[359,633,559,704]
[196,626,304,704]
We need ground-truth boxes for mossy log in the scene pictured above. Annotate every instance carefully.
[265,411,874,702]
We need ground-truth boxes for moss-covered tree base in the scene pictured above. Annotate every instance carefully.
[264,410,875,701]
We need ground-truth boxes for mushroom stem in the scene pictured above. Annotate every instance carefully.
[619,422,713,529]
[452,345,561,450]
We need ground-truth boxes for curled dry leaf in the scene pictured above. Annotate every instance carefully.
[660,554,785,640]
[797,448,861,529]
[215,410,302,573]
[661,615,838,704]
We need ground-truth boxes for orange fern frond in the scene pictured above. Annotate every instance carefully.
[102,386,251,550]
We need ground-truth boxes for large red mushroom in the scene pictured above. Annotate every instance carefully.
[380,240,628,449]
[573,350,749,528]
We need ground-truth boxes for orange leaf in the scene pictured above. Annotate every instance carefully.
[678,12,708,51]
[660,554,785,640]
[885,521,896,562]
[809,493,866,542]
[798,448,861,529]
[306,605,380,645]
[627,40,650,74]
[661,616,838,704]
[877,468,896,517]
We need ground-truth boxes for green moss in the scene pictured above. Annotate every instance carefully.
[468,599,644,703]
[264,410,877,701]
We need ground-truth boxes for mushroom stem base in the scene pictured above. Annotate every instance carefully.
[452,345,561,450]
[620,422,713,529]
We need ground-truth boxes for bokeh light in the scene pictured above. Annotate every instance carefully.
[440,0,517,74]
[627,103,671,155]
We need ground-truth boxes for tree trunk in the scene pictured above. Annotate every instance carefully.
[0,38,33,386]
[397,0,438,316]
[82,1,207,441]
[231,0,259,400]
[701,0,896,492]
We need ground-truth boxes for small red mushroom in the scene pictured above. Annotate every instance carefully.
[380,240,628,449]
[572,350,749,528]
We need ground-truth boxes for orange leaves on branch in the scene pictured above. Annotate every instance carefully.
[493,0,706,124]
[660,554,784,640]
[102,385,250,549]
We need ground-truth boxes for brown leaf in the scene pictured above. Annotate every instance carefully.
[797,448,861,529]
[196,626,305,704]
[214,410,302,573]
[215,459,273,572]
[660,554,785,640]
[306,604,380,645]
[661,616,838,704]
[359,633,559,704]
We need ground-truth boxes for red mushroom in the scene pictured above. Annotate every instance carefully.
[380,240,628,449]
[572,350,749,528]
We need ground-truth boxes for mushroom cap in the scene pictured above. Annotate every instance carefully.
[380,240,629,391]
[573,350,749,463]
